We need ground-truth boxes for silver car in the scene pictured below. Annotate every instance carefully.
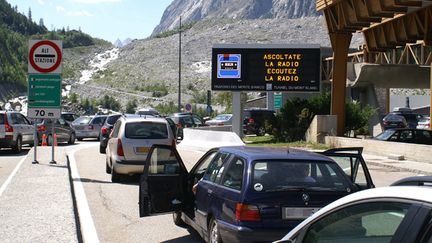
[72,115,107,141]
[106,116,175,182]
[0,111,34,153]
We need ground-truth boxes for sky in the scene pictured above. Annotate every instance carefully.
[7,0,174,43]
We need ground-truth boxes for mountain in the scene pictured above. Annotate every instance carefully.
[72,17,363,109]
[152,0,319,35]
[114,38,133,48]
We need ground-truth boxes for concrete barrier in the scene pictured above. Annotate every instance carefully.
[194,125,232,132]
[177,128,244,152]
[325,136,432,163]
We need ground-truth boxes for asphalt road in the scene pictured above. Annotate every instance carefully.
[0,146,31,188]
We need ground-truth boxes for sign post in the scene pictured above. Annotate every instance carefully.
[28,40,62,164]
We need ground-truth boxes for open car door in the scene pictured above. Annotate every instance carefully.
[320,147,375,190]
[139,145,188,217]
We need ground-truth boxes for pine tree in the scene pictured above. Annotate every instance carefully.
[28,7,32,22]
[39,18,44,27]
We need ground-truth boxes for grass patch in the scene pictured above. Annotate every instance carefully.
[243,135,329,150]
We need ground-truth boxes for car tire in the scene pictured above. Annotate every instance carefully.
[208,218,222,243]
[111,168,120,182]
[105,159,111,174]
[68,133,76,145]
[172,211,186,227]
[100,145,106,154]
[12,136,22,153]
[256,126,266,136]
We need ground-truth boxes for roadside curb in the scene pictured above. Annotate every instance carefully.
[366,161,432,176]
[66,147,100,243]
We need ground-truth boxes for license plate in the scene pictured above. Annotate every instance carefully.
[282,207,320,220]
[135,147,150,153]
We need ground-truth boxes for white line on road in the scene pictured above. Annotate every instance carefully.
[0,156,27,198]
[68,147,100,243]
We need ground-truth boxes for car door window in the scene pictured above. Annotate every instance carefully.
[148,147,181,175]
[111,121,121,138]
[399,130,414,142]
[10,113,19,124]
[21,115,31,125]
[330,156,367,186]
[221,157,244,190]
[203,152,230,183]
[192,151,217,184]
[302,202,411,243]
[192,115,203,126]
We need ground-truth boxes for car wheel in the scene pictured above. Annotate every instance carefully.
[208,218,222,243]
[172,211,186,227]
[12,136,22,153]
[100,145,106,154]
[105,159,111,174]
[68,133,76,145]
[256,126,266,136]
[111,168,120,182]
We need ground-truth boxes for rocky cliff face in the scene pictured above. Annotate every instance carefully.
[152,0,319,35]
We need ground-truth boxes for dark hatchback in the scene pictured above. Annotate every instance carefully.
[243,109,276,136]
[169,112,206,139]
[138,146,374,243]
[99,114,122,153]
[374,128,432,145]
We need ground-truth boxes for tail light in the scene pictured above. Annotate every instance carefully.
[235,203,261,222]
[117,138,124,156]
[383,121,388,126]
[4,114,13,138]
[101,127,108,135]
[248,118,254,123]
[176,123,182,129]
[218,122,224,126]
[37,125,47,132]
[88,124,94,130]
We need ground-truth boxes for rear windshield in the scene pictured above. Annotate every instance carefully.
[125,122,168,139]
[401,114,418,123]
[252,160,351,192]
[74,117,92,124]
[62,114,76,122]
[0,114,4,124]
[106,115,121,125]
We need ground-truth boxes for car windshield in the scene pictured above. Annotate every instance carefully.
[384,115,405,122]
[125,122,168,139]
[62,114,76,122]
[106,115,121,125]
[74,117,92,124]
[252,160,351,192]
[375,130,395,140]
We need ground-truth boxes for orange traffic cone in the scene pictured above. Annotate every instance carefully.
[53,134,58,146]
[41,134,48,146]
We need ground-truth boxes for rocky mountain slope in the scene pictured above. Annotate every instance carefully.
[72,17,364,108]
[152,0,319,35]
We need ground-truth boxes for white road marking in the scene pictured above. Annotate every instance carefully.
[0,156,27,198]
[68,146,100,243]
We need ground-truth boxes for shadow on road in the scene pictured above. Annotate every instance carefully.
[0,147,31,157]
[161,228,203,243]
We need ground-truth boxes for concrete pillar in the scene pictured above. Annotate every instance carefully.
[232,91,243,137]
[267,92,274,110]
[329,33,352,136]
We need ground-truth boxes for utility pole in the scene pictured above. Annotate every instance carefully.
[178,16,182,112]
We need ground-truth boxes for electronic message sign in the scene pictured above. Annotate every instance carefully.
[212,44,321,92]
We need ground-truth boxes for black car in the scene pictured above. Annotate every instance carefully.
[382,111,419,130]
[169,112,206,139]
[60,112,79,125]
[99,114,122,153]
[374,128,432,145]
[243,108,276,136]
[36,118,76,145]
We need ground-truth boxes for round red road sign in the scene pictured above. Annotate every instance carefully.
[29,40,62,73]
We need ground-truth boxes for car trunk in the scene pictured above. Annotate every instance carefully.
[241,190,350,228]
[121,137,171,161]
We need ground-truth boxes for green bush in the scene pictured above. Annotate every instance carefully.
[272,92,375,142]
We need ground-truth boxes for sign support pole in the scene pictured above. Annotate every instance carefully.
[50,119,56,164]
[232,91,242,137]
[32,123,38,164]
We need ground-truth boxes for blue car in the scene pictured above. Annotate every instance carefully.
[138,146,374,243]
